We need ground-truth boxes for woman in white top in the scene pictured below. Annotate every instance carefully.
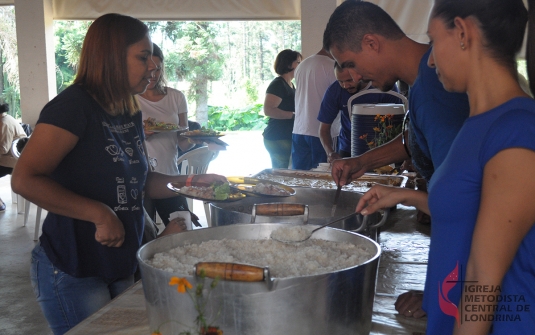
[138,43,195,225]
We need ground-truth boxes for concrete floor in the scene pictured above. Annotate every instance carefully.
[0,130,271,334]
[0,176,51,335]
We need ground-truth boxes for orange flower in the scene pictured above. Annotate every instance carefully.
[151,331,161,335]
[386,125,393,129]
[359,133,368,140]
[373,127,381,132]
[169,276,193,293]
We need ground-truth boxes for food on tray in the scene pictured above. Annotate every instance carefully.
[252,183,292,196]
[180,182,231,200]
[143,117,179,131]
[182,127,222,137]
[254,170,405,193]
[147,237,373,278]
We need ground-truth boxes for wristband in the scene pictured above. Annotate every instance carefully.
[186,174,195,187]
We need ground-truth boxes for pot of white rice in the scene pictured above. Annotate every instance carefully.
[137,223,381,335]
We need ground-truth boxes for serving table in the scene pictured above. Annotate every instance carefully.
[66,204,428,335]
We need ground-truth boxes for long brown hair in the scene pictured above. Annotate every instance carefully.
[74,13,149,116]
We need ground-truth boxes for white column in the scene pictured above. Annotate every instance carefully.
[14,0,56,127]
[300,0,340,58]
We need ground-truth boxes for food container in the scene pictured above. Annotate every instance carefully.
[209,187,388,241]
[137,223,381,335]
[253,169,407,193]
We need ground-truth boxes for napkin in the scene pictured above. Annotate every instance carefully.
[169,211,192,230]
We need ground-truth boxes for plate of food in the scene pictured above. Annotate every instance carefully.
[181,127,225,139]
[227,176,295,197]
[143,117,188,133]
[167,181,246,202]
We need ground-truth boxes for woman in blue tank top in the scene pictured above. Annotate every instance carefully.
[355,0,535,334]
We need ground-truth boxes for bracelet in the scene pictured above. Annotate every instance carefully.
[186,174,195,187]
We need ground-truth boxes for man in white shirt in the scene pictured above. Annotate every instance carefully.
[292,48,336,170]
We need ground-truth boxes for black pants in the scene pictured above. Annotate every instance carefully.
[143,195,190,226]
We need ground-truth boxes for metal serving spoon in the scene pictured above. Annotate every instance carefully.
[271,211,360,243]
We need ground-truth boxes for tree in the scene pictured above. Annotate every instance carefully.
[0,6,20,117]
[163,22,225,125]
[54,20,90,92]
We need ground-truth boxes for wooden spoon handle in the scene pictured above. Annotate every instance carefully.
[253,203,307,216]
[195,262,266,282]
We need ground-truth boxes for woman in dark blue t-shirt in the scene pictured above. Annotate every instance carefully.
[11,13,225,335]
[263,49,302,168]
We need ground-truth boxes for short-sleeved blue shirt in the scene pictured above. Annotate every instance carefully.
[317,83,402,152]
[38,84,148,280]
[426,98,535,334]
[409,48,470,180]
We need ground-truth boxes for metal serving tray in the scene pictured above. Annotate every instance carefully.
[252,168,407,194]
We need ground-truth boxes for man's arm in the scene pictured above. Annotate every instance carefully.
[332,132,410,186]
[319,122,341,162]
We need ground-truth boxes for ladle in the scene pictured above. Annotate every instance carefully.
[271,211,360,243]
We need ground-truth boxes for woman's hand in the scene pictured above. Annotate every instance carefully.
[94,206,125,247]
[159,217,188,237]
[144,130,156,138]
[192,174,228,185]
[356,185,430,215]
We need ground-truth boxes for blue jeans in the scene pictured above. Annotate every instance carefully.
[30,243,135,335]
[263,138,292,169]
[291,134,328,170]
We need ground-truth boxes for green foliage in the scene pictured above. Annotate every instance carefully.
[243,79,258,104]
[2,86,21,118]
[54,21,90,92]
[206,104,267,131]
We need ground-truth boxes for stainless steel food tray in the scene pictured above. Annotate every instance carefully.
[252,168,407,194]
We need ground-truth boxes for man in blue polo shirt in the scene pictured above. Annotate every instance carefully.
[318,64,402,162]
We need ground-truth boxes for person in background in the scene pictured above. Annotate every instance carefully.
[0,103,28,212]
[318,63,402,162]
[263,49,302,169]
[11,13,225,335]
[292,48,336,170]
[356,0,535,333]
[323,0,470,318]
[138,43,194,225]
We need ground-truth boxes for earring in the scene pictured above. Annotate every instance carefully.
[460,42,465,50]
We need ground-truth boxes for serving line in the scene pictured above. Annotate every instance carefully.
[65,204,429,335]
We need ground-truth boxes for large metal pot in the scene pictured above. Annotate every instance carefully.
[210,187,388,240]
[138,223,381,335]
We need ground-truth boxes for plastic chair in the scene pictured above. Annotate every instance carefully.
[176,146,219,223]
[10,137,42,240]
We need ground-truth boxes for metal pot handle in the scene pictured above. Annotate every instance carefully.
[351,207,390,233]
[251,203,309,224]
[194,262,271,282]
[367,207,391,229]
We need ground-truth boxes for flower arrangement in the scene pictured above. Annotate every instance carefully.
[151,270,223,335]
[359,114,402,149]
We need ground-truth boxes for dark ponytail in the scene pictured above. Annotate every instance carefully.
[527,0,535,95]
